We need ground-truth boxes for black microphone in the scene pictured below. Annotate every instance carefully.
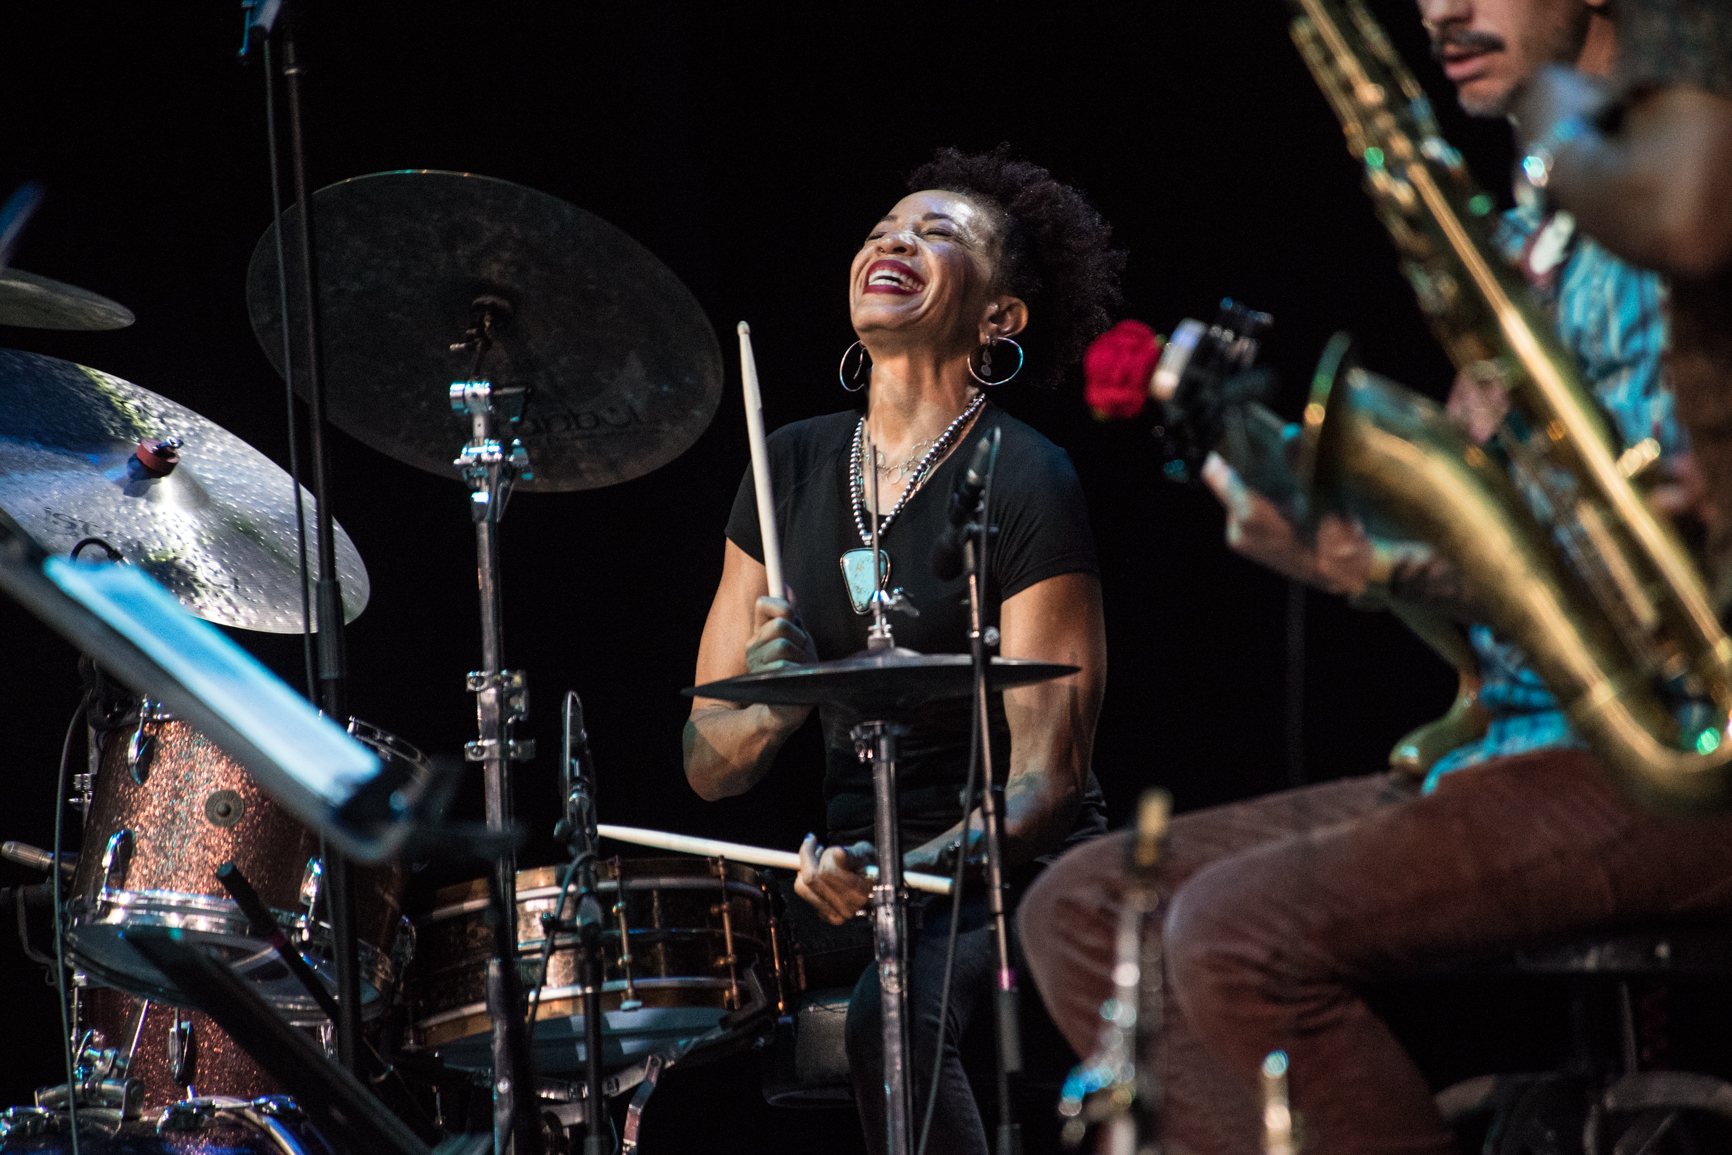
[931,430,998,581]
[554,690,594,848]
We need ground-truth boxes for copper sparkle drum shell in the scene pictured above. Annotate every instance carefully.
[408,857,778,1072]
[74,986,279,1110]
[67,715,412,1022]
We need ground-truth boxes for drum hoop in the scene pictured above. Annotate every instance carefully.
[413,977,737,1032]
[71,896,398,995]
[427,877,768,923]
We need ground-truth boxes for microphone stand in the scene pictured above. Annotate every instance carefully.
[959,427,1022,1155]
[251,0,363,1078]
[558,693,609,1155]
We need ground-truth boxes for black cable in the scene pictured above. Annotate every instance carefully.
[918,428,999,1155]
[51,700,86,1155]
[916,701,981,1155]
[261,35,315,702]
[525,848,590,1048]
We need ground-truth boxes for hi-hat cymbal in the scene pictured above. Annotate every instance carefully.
[0,269,134,330]
[0,349,368,633]
[245,170,722,492]
[686,650,1079,714]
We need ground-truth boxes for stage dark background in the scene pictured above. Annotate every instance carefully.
[0,2,1515,1149]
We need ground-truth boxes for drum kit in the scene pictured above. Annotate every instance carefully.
[0,164,1076,1155]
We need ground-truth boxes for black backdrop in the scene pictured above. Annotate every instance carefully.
[0,2,1514,1148]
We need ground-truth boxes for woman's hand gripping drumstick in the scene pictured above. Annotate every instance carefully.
[683,326,819,800]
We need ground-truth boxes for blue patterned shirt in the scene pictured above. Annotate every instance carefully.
[1423,205,1674,787]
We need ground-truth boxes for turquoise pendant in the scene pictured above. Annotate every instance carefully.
[840,549,890,614]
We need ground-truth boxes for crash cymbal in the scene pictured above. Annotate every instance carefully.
[0,269,134,330]
[0,349,368,633]
[685,650,1079,714]
[245,170,722,492]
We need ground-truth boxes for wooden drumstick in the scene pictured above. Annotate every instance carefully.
[737,322,786,602]
[597,822,955,896]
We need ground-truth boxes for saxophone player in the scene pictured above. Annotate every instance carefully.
[1511,0,1732,591]
[1020,1,1732,1152]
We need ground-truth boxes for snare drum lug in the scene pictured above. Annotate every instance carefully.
[165,1010,194,1087]
[99,829,132,896]
[126,727,155,786]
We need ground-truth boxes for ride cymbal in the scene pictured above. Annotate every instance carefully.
[246,170,721,492]
[0,349,368,633]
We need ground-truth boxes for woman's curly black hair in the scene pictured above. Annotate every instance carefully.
[906,144,1125,389]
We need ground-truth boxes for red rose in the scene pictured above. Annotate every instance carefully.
[1084,319,1163,421]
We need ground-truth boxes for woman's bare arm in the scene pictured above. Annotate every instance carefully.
[682,538,817,801]
[901,571,1107,872]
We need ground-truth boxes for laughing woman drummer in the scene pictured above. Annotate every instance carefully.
[683,146,1122,1154]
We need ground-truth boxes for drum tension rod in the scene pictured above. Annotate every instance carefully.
[611,856,641,1011]
[711,857,740,1012]
[215,862,341,1023]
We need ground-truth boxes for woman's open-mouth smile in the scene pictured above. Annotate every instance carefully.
[863,259,926,296]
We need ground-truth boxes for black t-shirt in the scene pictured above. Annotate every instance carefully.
[725,401,1108,852]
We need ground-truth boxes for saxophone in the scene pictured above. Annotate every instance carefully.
[1285,0,1732,810]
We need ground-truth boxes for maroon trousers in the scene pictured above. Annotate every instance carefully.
[1018,752,1732,1154]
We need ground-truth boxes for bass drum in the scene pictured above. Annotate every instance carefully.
[67,711,418,1023]
[408,856,786,1073]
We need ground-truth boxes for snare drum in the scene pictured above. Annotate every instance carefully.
[67,710,419,1022]
[408,856,785,1072]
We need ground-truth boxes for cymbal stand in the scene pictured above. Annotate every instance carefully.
[451,310,538,1153]
[853,717,913,1155]
[958,428,1022,1155]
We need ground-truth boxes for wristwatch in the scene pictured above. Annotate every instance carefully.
[1517,115,1591,208]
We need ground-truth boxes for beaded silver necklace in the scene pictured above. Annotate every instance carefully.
[840,391,986,613]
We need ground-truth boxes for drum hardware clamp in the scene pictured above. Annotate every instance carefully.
[464,670,534,763]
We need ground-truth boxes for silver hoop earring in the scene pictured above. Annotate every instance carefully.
[968,336,1023,387]
[839,341,870,393]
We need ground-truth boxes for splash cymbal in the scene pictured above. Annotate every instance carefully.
[0,268,134,330]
